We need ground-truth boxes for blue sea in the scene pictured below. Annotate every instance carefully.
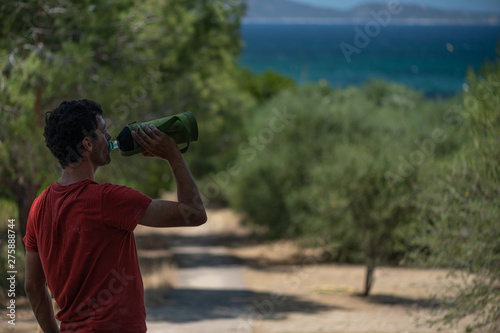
[239,24,500,96]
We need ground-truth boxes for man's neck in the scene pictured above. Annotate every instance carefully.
[58,160,97,186]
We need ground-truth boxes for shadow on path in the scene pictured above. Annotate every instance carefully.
[136,233,255,250]
[140,229,341,327]
[147,288,341,323]
[362,294,440,309]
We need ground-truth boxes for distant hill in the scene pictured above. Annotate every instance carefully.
[243,0,500,25]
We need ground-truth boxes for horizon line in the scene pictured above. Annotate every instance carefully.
[241,18,500,26]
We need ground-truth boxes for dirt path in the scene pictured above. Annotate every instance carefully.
[135,208,255,333]
[8,208,493,333]
[137,208,489,333]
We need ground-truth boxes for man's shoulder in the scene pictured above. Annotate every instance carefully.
[39,179,149,204]
[97,182,150,200]
[97,182,138,192]
[31,183,56,205]
[36,180,137,200]
[63,179,136,194]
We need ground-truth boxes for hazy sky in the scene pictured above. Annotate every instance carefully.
[288,0,500,13]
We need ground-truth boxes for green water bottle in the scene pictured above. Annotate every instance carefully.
[109,111,198,156]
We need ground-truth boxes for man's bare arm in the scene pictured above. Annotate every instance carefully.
[132,123,207,227]
[140,199,206,227]
[25,251,59,333]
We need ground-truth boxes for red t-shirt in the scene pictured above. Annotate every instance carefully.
[24,179,152,332]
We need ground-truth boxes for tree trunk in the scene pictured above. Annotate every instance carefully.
[17,180,41,245]
[35,85,43,126]
[363,263,375,296]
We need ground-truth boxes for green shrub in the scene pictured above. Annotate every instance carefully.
[238,68,297,104]
[408,56,500,331]
[228,80,466,295]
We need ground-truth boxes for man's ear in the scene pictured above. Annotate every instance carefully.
[82,137,93,152]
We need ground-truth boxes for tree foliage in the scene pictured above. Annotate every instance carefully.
[408,54,500,331]
[228,80,466,295]
[0,0,250,240]
[238,68,297,104]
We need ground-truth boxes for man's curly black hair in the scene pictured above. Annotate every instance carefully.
[44,99,103,168]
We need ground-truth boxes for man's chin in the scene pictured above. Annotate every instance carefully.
[100,154,111,166]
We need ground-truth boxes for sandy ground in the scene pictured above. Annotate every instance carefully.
[225,218,484,333]
[4,208,498,333]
